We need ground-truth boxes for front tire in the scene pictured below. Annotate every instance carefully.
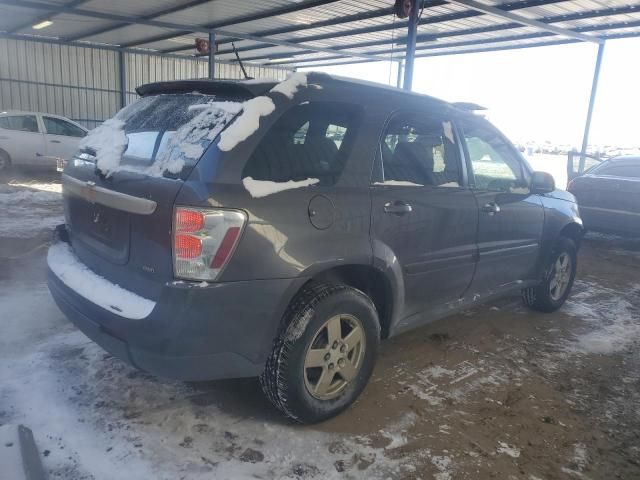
[260,283,380,423]
[523,237,577,312]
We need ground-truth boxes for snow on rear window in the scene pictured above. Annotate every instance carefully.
[80,94,243,177]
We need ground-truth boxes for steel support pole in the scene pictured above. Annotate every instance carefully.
[118,50,126,108]
[403,1,420,91]
[396,60,404,89]
[208,32,216,79]
[580,41,605,171]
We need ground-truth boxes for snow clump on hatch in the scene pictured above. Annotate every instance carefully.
[217,97,275,152]
[78,118,128,177]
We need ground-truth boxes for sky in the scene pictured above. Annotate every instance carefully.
[302,37,640,149]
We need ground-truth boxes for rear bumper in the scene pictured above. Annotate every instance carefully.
[48,240,305,381]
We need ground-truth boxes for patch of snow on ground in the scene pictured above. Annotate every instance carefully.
[496,441,521,458]
[564,281,640,355]
[8,180,62,193]
[0,184,63,238]
[242,176,319,198]
[79,118,128,177]
[269,72,308,99]
[1,328,409,479]
[218,97,275,152]
[431,455,453,480]
[47,242,155,320]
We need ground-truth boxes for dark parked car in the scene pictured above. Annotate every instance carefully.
[47,73,583,423]
[568,156,640,236]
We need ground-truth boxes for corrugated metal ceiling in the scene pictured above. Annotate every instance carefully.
[1,0,640,68]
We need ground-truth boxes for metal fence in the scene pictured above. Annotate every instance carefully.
[0,37,291,130]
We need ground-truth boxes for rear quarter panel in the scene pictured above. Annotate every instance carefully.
[176,80,393,282]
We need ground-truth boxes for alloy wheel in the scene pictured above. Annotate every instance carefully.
[303,314,366,400]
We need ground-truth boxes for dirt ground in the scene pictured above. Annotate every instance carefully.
[1,171,639,480]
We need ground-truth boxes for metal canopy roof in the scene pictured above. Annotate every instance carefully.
[2,0,640,69]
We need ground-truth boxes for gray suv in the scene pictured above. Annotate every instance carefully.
[47,73,583,423]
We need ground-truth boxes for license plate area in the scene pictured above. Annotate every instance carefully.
[69,198,130,265]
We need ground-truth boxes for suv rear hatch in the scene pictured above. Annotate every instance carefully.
[62,81,270,300]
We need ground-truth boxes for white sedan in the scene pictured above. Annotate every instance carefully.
[0,111,88,172]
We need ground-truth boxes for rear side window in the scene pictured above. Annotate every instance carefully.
[242,102,362,186]
[0,115,39,133]
[377,112,462,187]
[594,162,640,178]
[43,116,86,137]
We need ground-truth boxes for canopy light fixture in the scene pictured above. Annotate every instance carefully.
[32,20,53,30]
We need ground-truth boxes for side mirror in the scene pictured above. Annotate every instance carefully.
[530,171,555,194]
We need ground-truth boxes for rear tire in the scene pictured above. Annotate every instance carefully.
[260,283,380,424]
[523,237,577,312]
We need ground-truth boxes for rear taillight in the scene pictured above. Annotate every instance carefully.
[173,207,246,281]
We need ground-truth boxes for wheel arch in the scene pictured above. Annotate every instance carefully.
[559,221,584,248]
[303,263,397,338]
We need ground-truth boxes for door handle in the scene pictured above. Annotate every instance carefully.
[384,201,413,215]
[50,140,61,143]
[482,202,501,215]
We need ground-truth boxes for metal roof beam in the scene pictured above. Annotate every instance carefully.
[293,29,640,69]
[211,0,566,58]
[0,0,393,63]
[243,4,634,64]
[445,0,602,43]
[7,0,90,33]
[278,18,640,67]
[160,3,404,53]
[122,0,341,48]
[64,0,217,42]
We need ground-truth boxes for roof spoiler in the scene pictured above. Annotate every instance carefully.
[135,79,276,98]
[453,102,487,111]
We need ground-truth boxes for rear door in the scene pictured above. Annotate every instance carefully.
[460,118,544,294]
[371,111,478,323]
[0,114,46,165]
[42,115,87,162]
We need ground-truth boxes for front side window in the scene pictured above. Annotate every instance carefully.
[0,115,39,133]
[377,113,462,187]
[43,117,86,137]
[462,120,527,191]
[242,102,362,186]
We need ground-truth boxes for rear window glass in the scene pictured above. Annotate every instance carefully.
[241,102,362,186]
[111,93,244,172]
